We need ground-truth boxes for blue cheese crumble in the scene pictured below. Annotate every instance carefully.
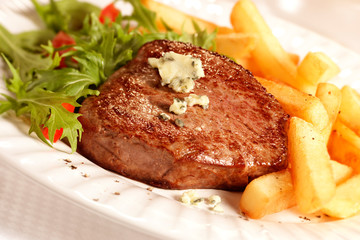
[184,94,210,109]
[169,98,187,115]
[180,191,224,213]
[148,51,205,93]
[170,94,210,115]
[180,190,203,205]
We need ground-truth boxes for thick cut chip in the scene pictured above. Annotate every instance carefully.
[239,160,351,219]
[288,117,335,214]
[330,160,353,185]
[230,0,297,86]
[297,52,340,84]
[239,169,295,219]
[315,83,342,142]
[322,174,360,218]
[257,77,329,131]
[328,120,360,173]
[295,52,340,95]
[215,33,257,60]
[338,85,360,136]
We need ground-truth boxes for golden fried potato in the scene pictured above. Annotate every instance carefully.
[330,160,353,185]
[328,120,360,173]
[322,174,360,218]
[239,169,295,219]
[288,117,335,214]
[296,52,340,95]
[257,77,329,131]
[316,83,342,142]
[215,33,257,60]
[235,57,263,77]
[338,85,360,136]
[297,52,340,84]
[239,160,351,219]
[230,0,297,86]
[141,0,233,34]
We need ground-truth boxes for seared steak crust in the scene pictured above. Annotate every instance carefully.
[78,40,288,190]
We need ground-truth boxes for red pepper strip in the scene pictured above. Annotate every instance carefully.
[52,31,76,68]
[61,102,75,112]
[99,3,120,24]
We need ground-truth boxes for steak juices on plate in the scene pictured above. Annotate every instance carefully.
[78,40,288,190]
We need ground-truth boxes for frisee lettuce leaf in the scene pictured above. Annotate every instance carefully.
[31,0,101,32]
[0,0,217,152]
[1,55,82,152]
[0,25,53,80]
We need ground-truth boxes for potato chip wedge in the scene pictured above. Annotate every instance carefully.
[239,169,295,219]
[330,160,353,185]
[239,160,351,219]
[322,174,360,218]
[328,120,360,173]
[230,0,297,86]
[291,52,339,95]
[338,85,360,136]
[257,77,329,131]
[215,33,257,60]
[288,117,335,214]
[296,52,340,84]
[316,83,342,142]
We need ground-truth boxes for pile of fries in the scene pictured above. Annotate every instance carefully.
[141,0,360,219]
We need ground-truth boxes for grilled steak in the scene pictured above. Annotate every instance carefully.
[77,40,288,190]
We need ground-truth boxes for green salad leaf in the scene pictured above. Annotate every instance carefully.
[0,25,53,80]
[1,56,81,152]
[31,0,101,32]
[0,0,217,152]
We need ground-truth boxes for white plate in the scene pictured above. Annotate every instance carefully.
[1,0,360,239]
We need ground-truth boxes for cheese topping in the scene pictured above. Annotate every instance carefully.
[180,191,223,212]
[169,98,187,115]
[180,190,202,205]
[184,94,209,109]
[148,51,205,93]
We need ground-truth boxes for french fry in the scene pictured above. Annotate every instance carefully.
[316,83,342,142]
[296,52,340,85]
[322,174,360,218]
[239,169,295,219]
[257,77,329,131]
[288,117,335,214]
[330,160,353,185]
[295,52,340,95]
[215,33,257,60]
[230,0,297,86]
[328,120,360,173]
[293,79,318,96]
[141,0,233,34]
[338,85,360,136]
[239,160,352,219]
[237,52,298,77]
[229,0,360,220]
[234,57,263,77]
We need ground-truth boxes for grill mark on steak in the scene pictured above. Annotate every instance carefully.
[77,40,288,190]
